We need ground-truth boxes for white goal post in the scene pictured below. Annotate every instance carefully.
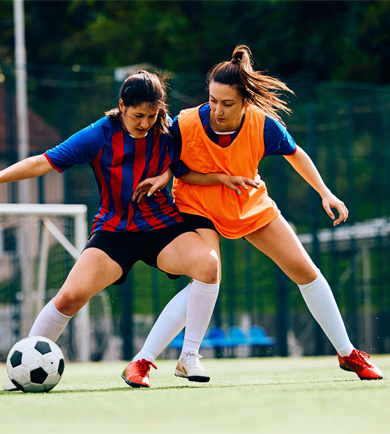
[0,203,90,361]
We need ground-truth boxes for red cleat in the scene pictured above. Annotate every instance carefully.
[121,359,157,388]
[338,349,383,380]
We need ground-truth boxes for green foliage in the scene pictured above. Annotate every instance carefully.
[1,1,390,83]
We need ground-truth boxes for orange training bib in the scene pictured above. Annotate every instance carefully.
[172,104,280,239]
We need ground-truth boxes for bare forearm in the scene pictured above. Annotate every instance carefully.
[0,155,54,184]
[178,170,259,194]
[284,146,330,198]
[179,170,226,185]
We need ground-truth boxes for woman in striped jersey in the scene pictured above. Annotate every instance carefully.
[1,70,257,391]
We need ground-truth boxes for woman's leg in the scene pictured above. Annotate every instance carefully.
[126,230,221,386]
[158,229,220,356]
[132,230,221,363]
[245,215,383,379]
[131,281,192,362]
[157,230,219,283]
[3,247,123,391]
[157,231,220,381]
[29,248,122,340]
[245,215,354,356]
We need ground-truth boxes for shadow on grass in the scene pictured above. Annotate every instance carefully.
[0,385,195,394]
[2,377,386,395]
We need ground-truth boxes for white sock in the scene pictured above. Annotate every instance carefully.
[298,272,354,357]
[133,283,191,362]
[180,279,219,358]
[28,299,72,341]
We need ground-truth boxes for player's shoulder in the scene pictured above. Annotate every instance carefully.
[91,117,125,147]
[89,116,108,129]
[264,114,287,134]
[92,116,120,134]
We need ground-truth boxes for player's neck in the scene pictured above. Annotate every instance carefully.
[209,117,242,134]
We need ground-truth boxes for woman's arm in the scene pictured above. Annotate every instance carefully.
[284,145,348,226]
[0,155,54,184]
[180,170,259,193]
[131,168,259,203]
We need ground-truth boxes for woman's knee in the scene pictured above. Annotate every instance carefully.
[289,260,319,285]
[54,288,90,316]
[195,251,220,284]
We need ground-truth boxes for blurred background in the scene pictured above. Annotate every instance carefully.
[0,0,389,362]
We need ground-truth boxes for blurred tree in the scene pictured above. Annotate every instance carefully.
[357,1,390,83]
[0,0,14,62]
[0,0,390,83]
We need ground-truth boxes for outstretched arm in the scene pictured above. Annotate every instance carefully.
[284,145,348,226]
[131,168,260,203]
[0,155,54,184]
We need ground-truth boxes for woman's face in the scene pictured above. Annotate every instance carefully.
[209,81,246,132]
[119,101,159,138]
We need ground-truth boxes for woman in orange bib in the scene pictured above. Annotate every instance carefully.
[132,45,382,384]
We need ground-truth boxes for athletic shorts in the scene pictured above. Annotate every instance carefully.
[84,223,196,285]
[180,212,218,233]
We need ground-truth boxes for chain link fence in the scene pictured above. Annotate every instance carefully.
[1,62,390,360]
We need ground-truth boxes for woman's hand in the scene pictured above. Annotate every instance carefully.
[322,191,349,226]
[131,169,172,203]
[219,174,260,194]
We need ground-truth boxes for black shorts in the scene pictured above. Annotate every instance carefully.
[180,213,218,233]
[84,223,196,285]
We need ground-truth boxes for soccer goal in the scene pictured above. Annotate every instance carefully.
[0,203,91,362]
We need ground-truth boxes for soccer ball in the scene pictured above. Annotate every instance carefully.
[6,336,65,393]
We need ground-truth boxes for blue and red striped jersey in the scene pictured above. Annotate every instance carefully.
[44,116,189,233]
[172,103,297,156]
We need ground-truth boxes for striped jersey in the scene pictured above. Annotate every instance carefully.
[44,116,189,233]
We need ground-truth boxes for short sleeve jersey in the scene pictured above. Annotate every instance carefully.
[44,116,189,233]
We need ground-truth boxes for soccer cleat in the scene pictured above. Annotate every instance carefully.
[338,349,383,380]
[121,359,157,388]
[2,377,18,391]
[174,352,210,383]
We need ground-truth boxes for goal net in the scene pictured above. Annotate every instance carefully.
[0,204,94,362]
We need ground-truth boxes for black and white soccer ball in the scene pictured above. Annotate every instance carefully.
[6,336,65,393]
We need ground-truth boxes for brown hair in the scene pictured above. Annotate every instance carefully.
[207,45,294,124]
[105,70,170,134]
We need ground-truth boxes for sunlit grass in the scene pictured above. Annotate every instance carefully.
[1,355,389,434]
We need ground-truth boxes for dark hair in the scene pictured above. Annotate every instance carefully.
[105,70,169,134]
[207,45,294,124]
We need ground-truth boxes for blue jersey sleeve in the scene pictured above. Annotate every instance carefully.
[263,116,296,157]
[171,116,182,151]
[45,120,106,173]
[168,117,189,178]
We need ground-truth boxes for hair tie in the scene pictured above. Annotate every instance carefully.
[231,58,237,64]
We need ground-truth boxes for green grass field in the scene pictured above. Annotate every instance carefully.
[1,355,390,434]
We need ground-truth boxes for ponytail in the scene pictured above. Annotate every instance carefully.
[207,45,294,124]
